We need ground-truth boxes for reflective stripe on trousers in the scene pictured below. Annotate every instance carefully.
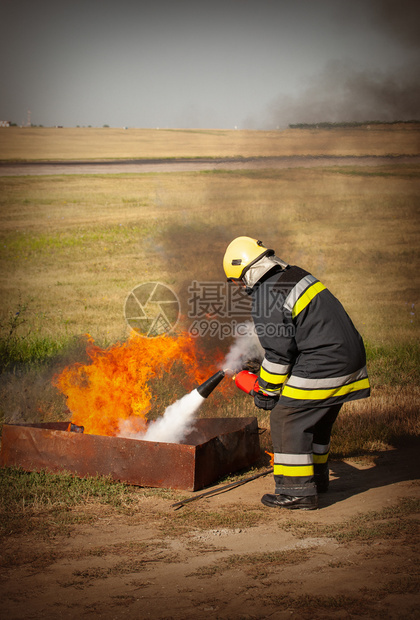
[273,452,313,477]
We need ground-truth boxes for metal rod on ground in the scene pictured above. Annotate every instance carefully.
[171,468,273,510]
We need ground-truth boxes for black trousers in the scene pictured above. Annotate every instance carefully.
[270,403,342,496]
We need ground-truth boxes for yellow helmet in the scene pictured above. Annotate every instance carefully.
[223,237,274,281]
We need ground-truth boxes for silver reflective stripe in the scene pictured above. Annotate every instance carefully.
[274,453,313,465]
[262,358,291,375]
[284,275,318,313]
[313,442,330,455]
[286,366,368,389]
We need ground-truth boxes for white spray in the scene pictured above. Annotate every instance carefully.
[142,388,204,443]
[118,389,205,444]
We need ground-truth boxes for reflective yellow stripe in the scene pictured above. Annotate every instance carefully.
[260,366,288,385]
[292,281,326,318]
[282,378,370,400]
[313,453,329,464]
[273,464,314,477]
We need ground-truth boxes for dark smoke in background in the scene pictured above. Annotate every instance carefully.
[369,0,419,50]
[267,0,420,127]
[267,60,420,126]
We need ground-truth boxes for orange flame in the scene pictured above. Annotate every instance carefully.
[265,451,274,467]
[54,332,229,437]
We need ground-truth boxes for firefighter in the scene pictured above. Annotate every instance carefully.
[223,236,370,510]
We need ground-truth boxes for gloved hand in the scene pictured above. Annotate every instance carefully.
[253,391,279,410]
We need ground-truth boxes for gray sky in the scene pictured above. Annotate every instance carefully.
[1,0,419,128]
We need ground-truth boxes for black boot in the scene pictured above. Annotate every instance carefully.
[314,463,329,493]
[261,493,318,510]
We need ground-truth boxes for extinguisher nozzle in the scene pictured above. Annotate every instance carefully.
[222,367,235,377]
[196,370,226,398]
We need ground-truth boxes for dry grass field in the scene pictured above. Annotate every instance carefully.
[1,124,420,161]
[1,162,418,344]
[0,127,419,431]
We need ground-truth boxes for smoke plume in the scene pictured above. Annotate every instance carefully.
[221,320,264,373]
[368,0,420,51]
[268,60,420,127]
[268,1,420,127]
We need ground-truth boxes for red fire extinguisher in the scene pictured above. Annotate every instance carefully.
[234,370,260,396]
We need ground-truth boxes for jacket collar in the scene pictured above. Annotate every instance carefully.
[243,255,289,291]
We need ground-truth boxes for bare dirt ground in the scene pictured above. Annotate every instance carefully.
[1,437,419,620]
[1,155,419,176]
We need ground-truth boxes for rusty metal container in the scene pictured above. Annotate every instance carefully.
[0,417,260,491]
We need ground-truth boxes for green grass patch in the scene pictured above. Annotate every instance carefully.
[1,223,152,258]
[366,341,420,386]
[0,466,137,510]
[0,466,138,538]
[0,301,76,372]
[329,165,420,179]
[0,333,70,372]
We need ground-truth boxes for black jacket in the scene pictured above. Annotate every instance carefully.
[251,265,370,407]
